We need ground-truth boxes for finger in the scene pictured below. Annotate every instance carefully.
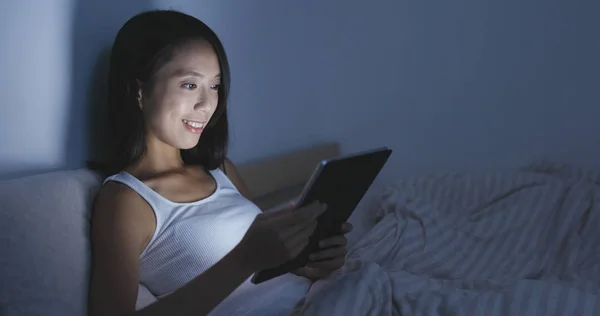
[318,235,347,248]
[277,201,298,212]
[286,221,318,253]
[306,257,345,270]
[281,216,318,240]
[274,202,326,227]
[274,201,324,219]
[258,202,297,219]
[287,223,313,251]
[287,238,310,260]
[257,208,309,227]
[299,266,331,280]
[258,199,313,219]
[287,234,311,259]
[309,246,348,261]
[340,222,354,234]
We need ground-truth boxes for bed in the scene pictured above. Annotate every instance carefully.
[2,141,599,315]
[140,144,600,315]
[290,160,600,315]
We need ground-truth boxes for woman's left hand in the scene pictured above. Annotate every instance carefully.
[294,222,353,281]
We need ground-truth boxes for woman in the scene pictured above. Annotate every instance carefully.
[88,9,352,316]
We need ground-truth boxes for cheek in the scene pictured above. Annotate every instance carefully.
[156,94,188,118]
[208,93,219,114]
[170,100,190,118]
[206,101,219,123]
[144,100,181,133]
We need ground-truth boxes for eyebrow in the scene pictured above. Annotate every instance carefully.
[171,69,221,79]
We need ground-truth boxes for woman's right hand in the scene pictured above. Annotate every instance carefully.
[237,202,326,271]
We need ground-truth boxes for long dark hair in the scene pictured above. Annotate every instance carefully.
[93,10,230,176]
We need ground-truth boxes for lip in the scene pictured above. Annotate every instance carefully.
[182,119,206,134]
[183,119,206,124]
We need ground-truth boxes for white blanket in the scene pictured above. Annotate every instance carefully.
[291,161,600,315]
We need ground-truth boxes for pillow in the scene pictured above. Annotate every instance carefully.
[0,169,101,316]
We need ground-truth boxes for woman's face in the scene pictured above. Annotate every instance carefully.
[140,39,221,151]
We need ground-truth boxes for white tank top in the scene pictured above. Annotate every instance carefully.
[102,168,311,315]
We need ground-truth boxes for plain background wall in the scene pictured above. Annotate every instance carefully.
[1,0,599,181]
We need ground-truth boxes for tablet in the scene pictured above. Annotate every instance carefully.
[251,146,392,284]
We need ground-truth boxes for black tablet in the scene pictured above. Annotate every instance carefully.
[251,147,392,284]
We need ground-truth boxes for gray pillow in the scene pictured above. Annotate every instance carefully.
[0,169,101,316]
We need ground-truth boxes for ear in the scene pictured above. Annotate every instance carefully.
[137,88,143,109]
[136,79,144,110]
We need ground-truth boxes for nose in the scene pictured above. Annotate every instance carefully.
[193,88,216,112]
[193,99,210,112]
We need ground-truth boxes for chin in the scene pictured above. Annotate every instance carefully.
[178,141,200,150]
[172,135,201,150]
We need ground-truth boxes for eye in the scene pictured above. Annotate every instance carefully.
[210,83,220,91]
[182,83,197,90]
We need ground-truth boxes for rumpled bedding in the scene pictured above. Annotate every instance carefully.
[291,161,600,315]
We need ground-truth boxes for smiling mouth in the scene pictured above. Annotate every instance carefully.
[182,119,205,133]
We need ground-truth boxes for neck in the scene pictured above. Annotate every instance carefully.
[128,138,186,177]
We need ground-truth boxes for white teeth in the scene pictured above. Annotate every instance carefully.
[183,120,203,128]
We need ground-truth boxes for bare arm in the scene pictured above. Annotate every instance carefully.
[223,158,252,200]
[220,159,353,281]
[88,183,152,315]
[220,158,312,280]
[137,246,254,315]
[88,183,254,316]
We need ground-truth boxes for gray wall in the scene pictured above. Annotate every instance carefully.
[1,0,599,181]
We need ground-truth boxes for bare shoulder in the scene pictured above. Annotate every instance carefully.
[94,182,151,218]
[88,182,156,315]
[222,158,252,200]
[91,181,155,249]
[223,158,236,173]
[95,181,141,207]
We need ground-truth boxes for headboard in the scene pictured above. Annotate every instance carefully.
[237,142,341,210]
